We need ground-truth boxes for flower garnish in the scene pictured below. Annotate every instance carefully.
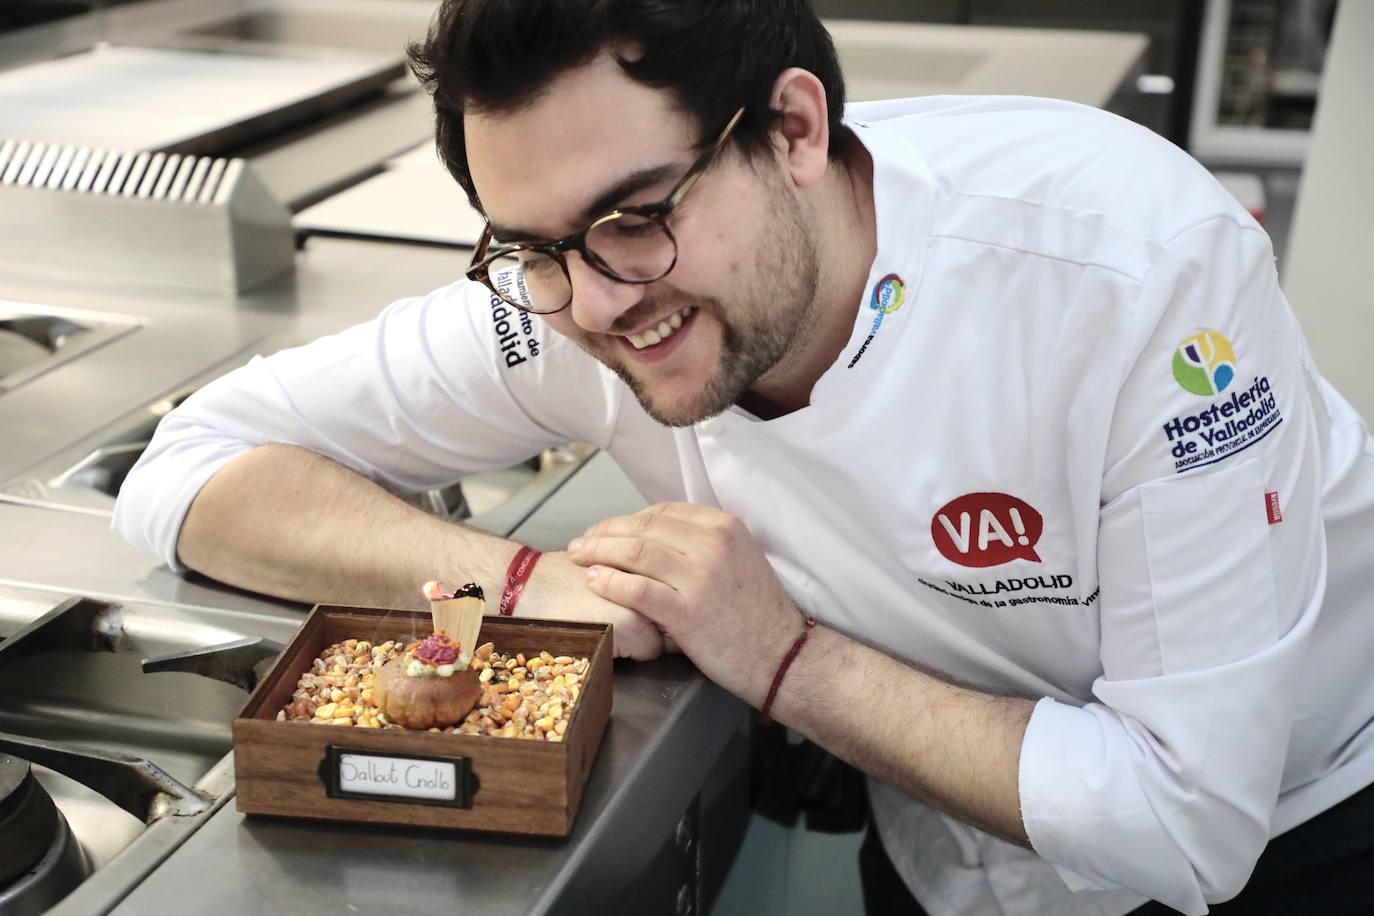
[412,632,462,667]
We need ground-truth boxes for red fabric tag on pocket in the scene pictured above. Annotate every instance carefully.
[1265,491,1283,525]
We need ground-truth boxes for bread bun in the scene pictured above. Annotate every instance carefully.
[372,659,481,729]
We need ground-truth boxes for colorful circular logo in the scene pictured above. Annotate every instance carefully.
[871,274,905,315]
[1172,330,1236,396]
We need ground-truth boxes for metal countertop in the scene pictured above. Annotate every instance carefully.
[0,233,747,914]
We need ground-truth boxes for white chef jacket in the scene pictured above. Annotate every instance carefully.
[113,96,1374,916]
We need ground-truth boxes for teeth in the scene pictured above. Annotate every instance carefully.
[628,306,696,350]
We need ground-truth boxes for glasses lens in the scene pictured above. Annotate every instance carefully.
[484,249,571,314]
[585,213,676,281]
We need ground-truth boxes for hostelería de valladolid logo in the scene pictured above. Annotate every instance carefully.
[1163,329,1282,473]
[1173,330,1236,395]
[846,273,905,368]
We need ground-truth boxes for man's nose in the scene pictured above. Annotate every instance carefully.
[566,253,644,334]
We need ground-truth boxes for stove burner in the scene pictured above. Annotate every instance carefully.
[0,756,88,916]
[0,756,53,886]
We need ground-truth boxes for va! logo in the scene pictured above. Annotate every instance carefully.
[1173,330,1236,396]
[931,492,1043,568]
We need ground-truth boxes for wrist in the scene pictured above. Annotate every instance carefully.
[761,623,847,728]
[498,544,542,616]
[757,610,818,725]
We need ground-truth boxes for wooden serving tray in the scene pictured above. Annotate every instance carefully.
[232,604,613,836]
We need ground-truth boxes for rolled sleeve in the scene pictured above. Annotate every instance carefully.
[1018,217,1327,912]
[112,279,620,569]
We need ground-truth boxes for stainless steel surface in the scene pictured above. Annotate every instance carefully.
[0,494,749,916]
[0,582,304,912]
[293,143,487,247]
[244,81,434,211]
[0,150,294,293]
[177,3,428,56]
[0,0,439,211]
[141,637,285,693]
[0,733,211,823]
[0,43,402,155]
[111,664,748,916]
[0,312,265,490]
[825,18,1148,108]
[0,304,140,395]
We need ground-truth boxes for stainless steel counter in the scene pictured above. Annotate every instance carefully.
[107,663,745,916]
[0,229,749,914]
[0,492,748,916]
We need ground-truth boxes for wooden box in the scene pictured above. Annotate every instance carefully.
[232,604,613,837]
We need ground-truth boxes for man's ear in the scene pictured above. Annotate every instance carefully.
[769,67,831,189]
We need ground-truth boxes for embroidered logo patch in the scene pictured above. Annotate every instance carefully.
[846,273,906,369]
[1162,376,1283,473]
[1266,491,1283,524]
[1173,330,1237,396]
[921,492,1094,610]
[872,273,906,315]
[930,492,1042,567]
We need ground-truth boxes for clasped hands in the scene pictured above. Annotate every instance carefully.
[567,502,805,706]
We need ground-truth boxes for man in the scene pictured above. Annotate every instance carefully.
[113,1,1374,913]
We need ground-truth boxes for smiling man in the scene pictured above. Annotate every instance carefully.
[113,1,1374,914]
[461,49,850,428]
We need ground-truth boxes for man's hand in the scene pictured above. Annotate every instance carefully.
[519,550,666,661]
[566,503,804,705]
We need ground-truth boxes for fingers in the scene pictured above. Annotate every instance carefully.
[567,527,690,581]
[580,502,724,542]
[585,564,682,628]
[614,613,666,661]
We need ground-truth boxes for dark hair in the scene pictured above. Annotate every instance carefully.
[406,0,848,212]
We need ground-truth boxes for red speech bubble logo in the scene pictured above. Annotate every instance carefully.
[931,492,1042,567]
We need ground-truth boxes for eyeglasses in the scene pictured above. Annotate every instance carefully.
[466,107,746,315]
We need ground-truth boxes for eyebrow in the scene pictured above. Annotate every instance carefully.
[488,162,679,244]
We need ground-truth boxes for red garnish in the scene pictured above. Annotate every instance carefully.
[410,632,461,666]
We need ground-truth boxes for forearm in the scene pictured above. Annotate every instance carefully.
[177,444,517,610]
[766,624,1034,845]
[178,443,667,659]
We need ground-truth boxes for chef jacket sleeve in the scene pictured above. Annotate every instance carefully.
[112,280,621,571]
[1016,216,1328,914]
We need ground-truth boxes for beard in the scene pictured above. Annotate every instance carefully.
[586,176,823,427]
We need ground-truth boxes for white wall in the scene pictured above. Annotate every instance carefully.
[1281,1,1374,424]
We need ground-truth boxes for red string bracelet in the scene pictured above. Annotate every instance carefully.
[498,546,542,616]
[758,615,817,726]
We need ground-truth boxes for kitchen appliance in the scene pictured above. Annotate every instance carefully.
[0,44,402,156]
[0,141,293,294]
[0,587,300,915]
[1189,0,1339,166]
